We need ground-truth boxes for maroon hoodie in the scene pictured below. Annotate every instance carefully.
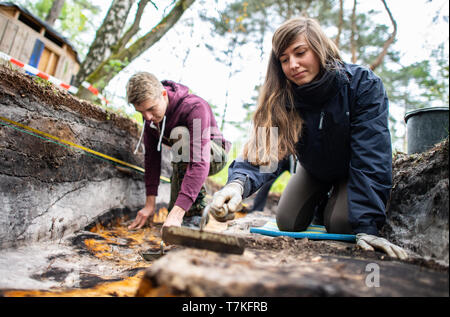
[143,80,231,211]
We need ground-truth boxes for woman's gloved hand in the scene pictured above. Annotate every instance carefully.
[210,182,244,222]
[356,233,408,260]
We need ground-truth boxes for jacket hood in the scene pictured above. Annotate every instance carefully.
[162,80,190,114]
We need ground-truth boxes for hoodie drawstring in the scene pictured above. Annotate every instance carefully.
[157,116,166,152]
[134,119,146,154]
[133,116,166,155]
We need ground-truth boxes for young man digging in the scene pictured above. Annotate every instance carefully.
[126,72,230,229]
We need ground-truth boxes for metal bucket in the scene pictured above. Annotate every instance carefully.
[404,107,449,154]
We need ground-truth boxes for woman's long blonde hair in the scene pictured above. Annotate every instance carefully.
[243,17,342,166]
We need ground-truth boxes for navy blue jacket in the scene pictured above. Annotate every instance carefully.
[228,63,392,236]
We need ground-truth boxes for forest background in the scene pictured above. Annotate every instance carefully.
[15,0,450,191]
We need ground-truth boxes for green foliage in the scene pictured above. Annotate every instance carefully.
[32,76,56,92]
[32,0,53,18]
[58,0,100,56]
[380,44,449,113]
[423,43,449,106]
[105,58,130,75]
[130,111,144,125]
[208,142,242,186]
[270,171,291,194]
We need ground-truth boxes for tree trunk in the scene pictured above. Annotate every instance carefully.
[220,36,238,131]
[85,0,195,92]
[113,0,152,54]
[370,0,397,70]
[335,0,343,48]
[73,0,136,89]
[350,0,357,63]
[45,0,65,26]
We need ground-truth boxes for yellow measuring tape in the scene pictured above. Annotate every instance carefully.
[0,115,171,183]
[0,115,251,209]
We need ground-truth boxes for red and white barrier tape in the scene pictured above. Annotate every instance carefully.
[0,51,109,105]
[80,81,109,105]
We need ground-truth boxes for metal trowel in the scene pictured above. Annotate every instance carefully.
[161,205,245,254]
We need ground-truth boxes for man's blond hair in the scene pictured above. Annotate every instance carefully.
[126,72,164,105]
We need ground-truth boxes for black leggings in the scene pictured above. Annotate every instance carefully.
[276,164,353,234]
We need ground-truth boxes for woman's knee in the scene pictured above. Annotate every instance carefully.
[323,180,353,234]
[325,213,352,234]
[275,166,327,232]
[276,208,299,231]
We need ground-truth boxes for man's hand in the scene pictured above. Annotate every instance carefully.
[128,206,154,230]
[210,182,243,222]
[161,206,186,239]
[356,233,408,260]
[162,205,186,229]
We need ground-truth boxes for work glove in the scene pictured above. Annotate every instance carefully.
[210,182,244,222]
[356,233,408,260]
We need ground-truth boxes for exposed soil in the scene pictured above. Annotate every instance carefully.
[383,138,449,263]
[0,64,140,138]
[1,198,447,297]
[0,64,152,249]
[4,272,146,297]
[1,208,170,297]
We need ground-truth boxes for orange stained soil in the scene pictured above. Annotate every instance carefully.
[3,208,171,297]
[3,207,245,297]
[4,271,146,297]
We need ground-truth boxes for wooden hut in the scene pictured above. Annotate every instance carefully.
[0,2,80,84]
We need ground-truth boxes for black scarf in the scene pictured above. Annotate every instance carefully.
[289,64,348,110]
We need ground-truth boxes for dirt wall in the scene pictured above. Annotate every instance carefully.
[0,65,171,248]
[384,138,449,264]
